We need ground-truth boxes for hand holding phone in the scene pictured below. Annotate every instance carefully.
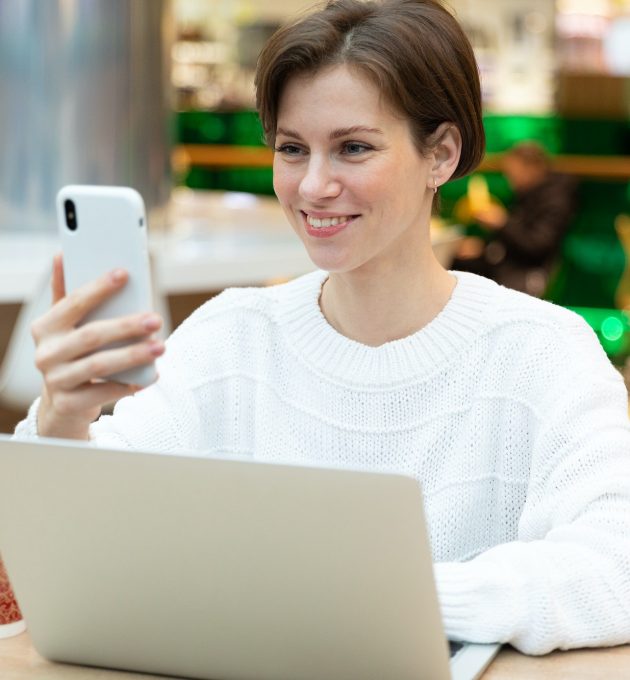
[31,186,165,440]
[57,185,158,387]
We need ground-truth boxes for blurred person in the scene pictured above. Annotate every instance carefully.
[14,0,630,656]
[453,141,577,296]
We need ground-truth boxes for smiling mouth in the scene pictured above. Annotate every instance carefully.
[302,211,359,230]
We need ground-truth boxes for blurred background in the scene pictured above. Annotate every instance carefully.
[1,0,629,430]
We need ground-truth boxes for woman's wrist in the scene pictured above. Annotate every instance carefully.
[36,390,93,441]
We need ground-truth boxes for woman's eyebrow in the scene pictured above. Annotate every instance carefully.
[275,125,384,140]
[275,127,303,140]
[330,125,384,139]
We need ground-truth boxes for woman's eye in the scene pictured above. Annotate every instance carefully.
[341,141,372,155]
[274,143,305,156]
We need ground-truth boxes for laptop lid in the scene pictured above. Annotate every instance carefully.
[0,435,456,680]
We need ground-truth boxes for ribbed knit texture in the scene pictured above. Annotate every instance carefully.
[15,270,630,654]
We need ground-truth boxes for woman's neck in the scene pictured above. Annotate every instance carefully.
[319,256,456,347]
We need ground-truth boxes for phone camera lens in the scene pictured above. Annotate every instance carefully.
[64,199,77,231]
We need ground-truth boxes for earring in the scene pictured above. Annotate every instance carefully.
[433,178,438,194]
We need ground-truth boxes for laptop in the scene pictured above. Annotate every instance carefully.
[0,434,499,680]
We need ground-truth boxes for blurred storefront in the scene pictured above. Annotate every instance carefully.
[171,0,630,362]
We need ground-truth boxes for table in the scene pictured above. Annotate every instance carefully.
[1,631,629,679]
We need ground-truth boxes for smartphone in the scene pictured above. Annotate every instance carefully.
[56,185,157,387]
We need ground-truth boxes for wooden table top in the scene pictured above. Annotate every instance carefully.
[1,631,629,679]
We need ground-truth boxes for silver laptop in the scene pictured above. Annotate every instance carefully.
[0,434,499,680]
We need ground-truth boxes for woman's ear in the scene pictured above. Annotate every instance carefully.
[427,122,462,191]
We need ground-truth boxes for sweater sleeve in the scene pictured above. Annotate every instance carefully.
[87,351,202,452]
[12,286,250,451]
[11,352,202,453]
[435,326,630,654]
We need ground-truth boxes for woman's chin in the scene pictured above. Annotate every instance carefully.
[305,252,354,274]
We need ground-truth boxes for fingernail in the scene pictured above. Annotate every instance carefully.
[110,269,126,284]
[149,340,165,356]
[142,314,161,331]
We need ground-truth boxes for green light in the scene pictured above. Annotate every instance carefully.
[601,316,624,342]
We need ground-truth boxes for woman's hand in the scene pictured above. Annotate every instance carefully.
[32,254,165,440]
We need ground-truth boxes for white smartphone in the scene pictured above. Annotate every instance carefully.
[56,185,158,387]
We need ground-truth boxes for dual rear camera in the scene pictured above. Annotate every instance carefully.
[64,199,77,231]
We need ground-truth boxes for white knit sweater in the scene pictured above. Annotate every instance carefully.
[17,270,630,654]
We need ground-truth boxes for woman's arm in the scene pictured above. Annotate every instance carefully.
[435,337,630,654]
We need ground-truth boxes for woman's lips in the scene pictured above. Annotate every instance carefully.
[301,211,358,238]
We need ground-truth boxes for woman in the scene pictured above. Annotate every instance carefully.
[16,0,630,655]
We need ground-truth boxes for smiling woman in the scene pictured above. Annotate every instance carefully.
[14,0,630,660]
[256,0,484,342]
[272,65,451,285]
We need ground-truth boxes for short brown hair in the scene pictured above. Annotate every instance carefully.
[255,0,485,180]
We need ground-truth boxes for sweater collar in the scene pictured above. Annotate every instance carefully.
[277,269,500,385]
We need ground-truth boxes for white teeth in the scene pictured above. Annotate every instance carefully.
[306,214,351,228]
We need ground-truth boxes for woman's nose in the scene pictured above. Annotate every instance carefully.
[298,157,342,202]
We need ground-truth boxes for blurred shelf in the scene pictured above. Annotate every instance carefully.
[174,144,630,181]
[480,153,630,180]
[173,144,273,170]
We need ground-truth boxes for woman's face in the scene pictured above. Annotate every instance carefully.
[273,64,436,277]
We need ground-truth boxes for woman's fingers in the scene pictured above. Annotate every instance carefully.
[34,257,163,439]
[32,268,129,339]
[51,253,66,304]
[43,338,164,392]
[34,312,163,370]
